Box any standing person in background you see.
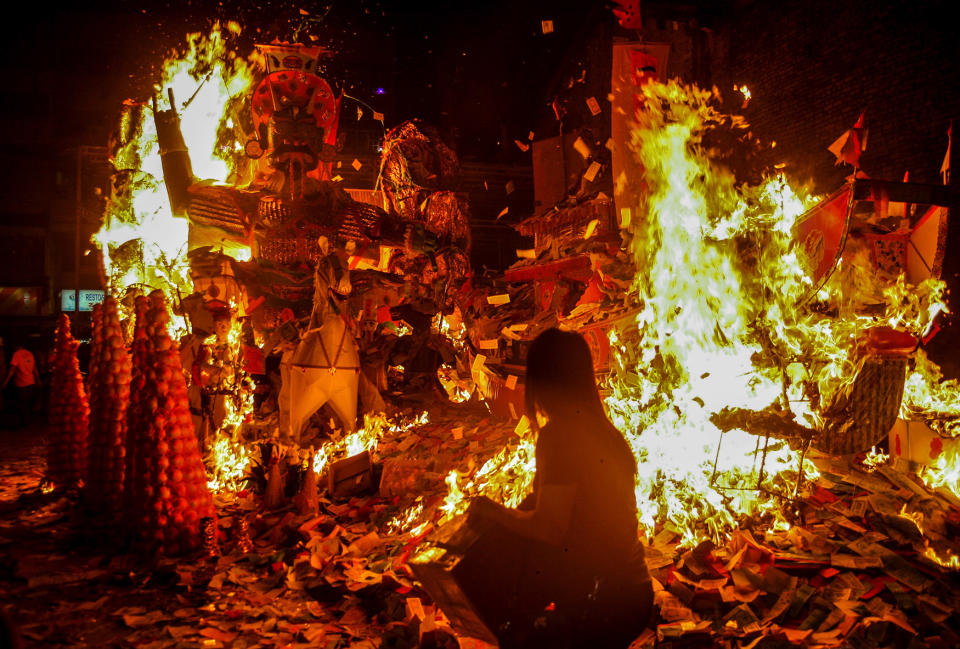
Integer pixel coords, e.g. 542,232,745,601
0,338,7,419
4,344,41,429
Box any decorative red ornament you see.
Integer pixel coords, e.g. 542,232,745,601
86,297,132,514
136,292,216,554
612,0,642,29
125,296,152,520
46,314,90,490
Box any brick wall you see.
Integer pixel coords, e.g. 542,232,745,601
713,0,956,192
709,0,959,377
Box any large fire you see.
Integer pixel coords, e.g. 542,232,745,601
92,24,960,554
96,22,253,312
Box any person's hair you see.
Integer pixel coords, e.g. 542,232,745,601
524,328,636,476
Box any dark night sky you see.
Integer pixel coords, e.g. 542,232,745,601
2,0,619,163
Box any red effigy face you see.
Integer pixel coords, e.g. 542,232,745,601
249,70,339,176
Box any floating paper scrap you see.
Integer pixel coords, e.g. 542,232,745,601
373,111,384,122
406,597,427,622
508,402,518,419
583,162,601,183
583,218,599,239
501,327,522,341
452,427,463,440
620,207,632,228
352,159,362,171
487,293,510,305
332,175,343,182
586,96,601,116
508,323,528,331
514,139,530,152
357,107,363,120
505,375,518,390
496,206,509,220
505,180,515,194
605,137,615,151
516,249,536,259
472,354,487,373
478,339,498,350
514,415,529,435
541,20,554,34
528,130,535,140
573,137,591,159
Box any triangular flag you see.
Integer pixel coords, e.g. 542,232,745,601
828,111,867,168
941,121,952,184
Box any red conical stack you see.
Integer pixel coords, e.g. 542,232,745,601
87,303,104,426
137,292,215,555
46,314,89,490
86,297,132,514
124,296,151,520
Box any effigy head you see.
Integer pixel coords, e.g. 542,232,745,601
247,45,339,178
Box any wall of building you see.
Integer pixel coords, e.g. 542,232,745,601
713,0,956,191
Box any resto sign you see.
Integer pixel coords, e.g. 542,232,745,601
60,290,105,312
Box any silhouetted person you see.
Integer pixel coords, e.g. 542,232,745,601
464,328,653,648
3,345,40,429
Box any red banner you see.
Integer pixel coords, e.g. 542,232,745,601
793,185,852,292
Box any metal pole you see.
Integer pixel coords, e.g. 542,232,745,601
75,147,82,320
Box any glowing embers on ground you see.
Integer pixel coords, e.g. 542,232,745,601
205,316,256,492
312,411,431,477
95,21,253,307
439,416,536,523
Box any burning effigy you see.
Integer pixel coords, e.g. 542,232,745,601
23,13,960,649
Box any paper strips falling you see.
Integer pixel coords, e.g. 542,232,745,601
586,96,601,116
573,137,591,159
352,159,362,171
505,375,518,390
514,139,530,152
486,293,511,305
583,218,599,239
478,339,499,350
584,161,601,183
501,327,522,341
496,206,509,220
514,414,529,435
516,248,536,259
541,20,554,34
373,111,384,122
471,354,487,373
505,180,515,195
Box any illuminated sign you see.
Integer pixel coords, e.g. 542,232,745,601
60,290,105,312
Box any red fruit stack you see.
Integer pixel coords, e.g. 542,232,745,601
138,293,216,555
46,314,90,490
124,296,151,520
86,297,132,514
